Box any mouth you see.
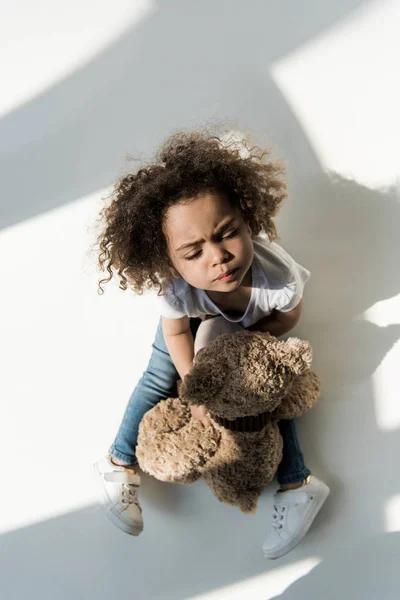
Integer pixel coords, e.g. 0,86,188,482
215,268,238,282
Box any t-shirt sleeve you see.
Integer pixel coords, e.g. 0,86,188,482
158,291,187,319
263,242,310,313
271,261,310,312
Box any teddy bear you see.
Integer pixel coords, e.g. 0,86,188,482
136,318,321,514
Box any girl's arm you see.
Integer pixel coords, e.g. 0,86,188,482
162,316,211,427
247,299,303,337
162,315,194,381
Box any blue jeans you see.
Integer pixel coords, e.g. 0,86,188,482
109,317,311,485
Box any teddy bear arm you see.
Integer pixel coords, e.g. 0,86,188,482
271,369,321,421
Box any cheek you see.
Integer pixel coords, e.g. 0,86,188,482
238,235,253,256
180,260,203,279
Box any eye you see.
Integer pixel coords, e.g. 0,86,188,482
185,250,202,261
184,230,238,261
223,229,238,239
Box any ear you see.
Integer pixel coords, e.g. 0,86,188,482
180,356,227,404
166,256,181,279
280,338,313,375
168,266,181,279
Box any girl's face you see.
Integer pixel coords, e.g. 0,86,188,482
163,190,254,292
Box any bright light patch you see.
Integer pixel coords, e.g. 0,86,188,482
270,0,400,189
385,495,400,532
372,350,400,431
0,189,159,534
363,295,400,431
363,294,400,328
187,558,321,600
0,0,155,117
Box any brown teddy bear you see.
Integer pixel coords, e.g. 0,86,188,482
136,321,321,514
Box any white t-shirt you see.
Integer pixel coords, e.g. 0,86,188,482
158,234,310,328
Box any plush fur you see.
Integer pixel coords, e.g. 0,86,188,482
136,330,321,513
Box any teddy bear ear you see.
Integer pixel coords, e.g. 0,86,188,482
280,338,313,375
180,357,226,404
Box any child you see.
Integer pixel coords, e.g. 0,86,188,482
93,129,330,559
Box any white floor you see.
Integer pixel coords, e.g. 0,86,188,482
1,2,399,599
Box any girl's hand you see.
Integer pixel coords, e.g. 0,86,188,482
190,404,212,427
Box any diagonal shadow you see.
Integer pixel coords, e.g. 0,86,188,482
0,0,366,230
271,532,400,600
0,493,275,600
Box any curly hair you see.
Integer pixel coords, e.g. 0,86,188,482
95,127,287,295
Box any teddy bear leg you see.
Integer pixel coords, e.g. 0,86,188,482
202,468,261,514
202,425,283,514
137,397,221,484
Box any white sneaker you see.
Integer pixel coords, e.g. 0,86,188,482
262,475,330,559
93,455,143,536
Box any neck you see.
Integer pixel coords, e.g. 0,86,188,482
241,265,252,287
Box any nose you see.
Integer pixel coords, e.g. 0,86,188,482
210,242,230,266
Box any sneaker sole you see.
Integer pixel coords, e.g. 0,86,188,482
92,461,144,537
263,482,330,559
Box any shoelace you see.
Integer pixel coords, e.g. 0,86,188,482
271,488,314,530
271,503,287,530
121,483,139,506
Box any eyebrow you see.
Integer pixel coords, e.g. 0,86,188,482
175,218,238,252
